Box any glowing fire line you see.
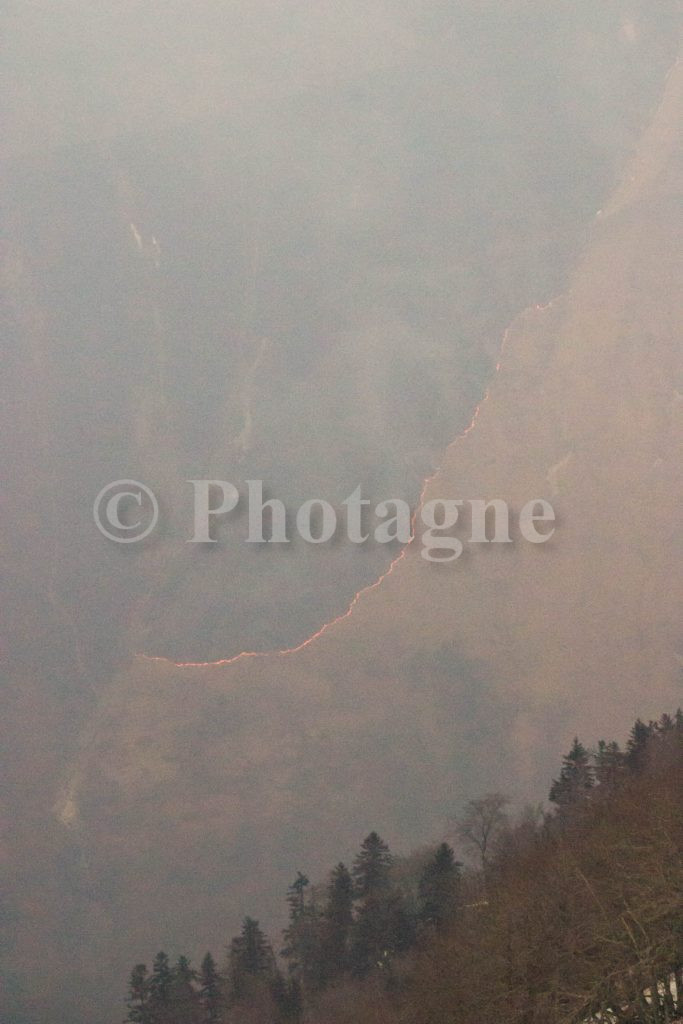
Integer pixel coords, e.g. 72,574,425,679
138,297,562,670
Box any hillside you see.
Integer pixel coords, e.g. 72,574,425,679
115,714,683,1024
36,47,683,1021
1,18,681,1024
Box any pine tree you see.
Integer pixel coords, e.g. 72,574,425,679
271,971,303,1023
166,957,200,1024
148,951,173,1022
229,917,274,999
625,719,653,772
352,832,392,897
418,843,461,928
322,862,354,978
198,952,223,1024
286,871,309,920
281,872,325,989
125,963,151,1024
549,738,594,807
173,955,196,987
594,739,625,789
350,890,415,977
349,833,415,976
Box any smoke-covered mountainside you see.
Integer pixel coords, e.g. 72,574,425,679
1,7,681,1023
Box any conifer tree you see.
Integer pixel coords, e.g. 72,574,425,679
350,833,415,975
352,832,392,897
173,955,196,987
198,952,222,1024
549,738,594,807
167,956,199,1024
281,871,325,989
625,718,653,771
229,917,274,998
286,871,309,920
594,739,625,789
418,843,461,927
350,890,415,976
271,971,303,1023
322,862,354,978
148,952,173,1021
125,964,151,1024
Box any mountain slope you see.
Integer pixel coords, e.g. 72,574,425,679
48,48,683,1021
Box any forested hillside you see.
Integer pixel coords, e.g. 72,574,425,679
121,712,683,1024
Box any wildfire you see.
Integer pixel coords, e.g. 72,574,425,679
138,295,563,670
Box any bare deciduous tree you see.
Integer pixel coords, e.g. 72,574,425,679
453,793,510,871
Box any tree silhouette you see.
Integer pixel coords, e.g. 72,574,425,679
418,843,461,927
455,793,510,870
125,963,151,1024
198,952,222,1024
352,832,392,897
549,738,594,807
